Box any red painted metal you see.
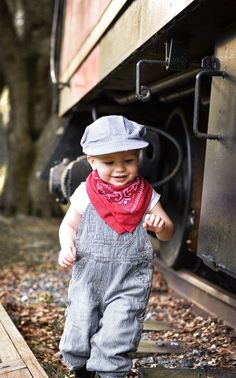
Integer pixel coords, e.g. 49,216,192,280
61,0,111,73
69,45,100,106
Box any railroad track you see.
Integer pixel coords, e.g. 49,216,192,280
156,258,236,330
130,259,236,377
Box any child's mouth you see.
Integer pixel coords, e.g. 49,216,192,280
113,175,127,180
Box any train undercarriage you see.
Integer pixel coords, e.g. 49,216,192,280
43,0,236,325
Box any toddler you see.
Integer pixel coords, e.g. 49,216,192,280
58,115,174,378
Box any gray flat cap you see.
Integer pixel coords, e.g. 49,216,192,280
81,115,149,155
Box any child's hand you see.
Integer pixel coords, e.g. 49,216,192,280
143,213,166,235
58,243,76,268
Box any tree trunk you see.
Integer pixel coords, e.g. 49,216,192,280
1,52,33,213
0,0,61,216
29,114,63,217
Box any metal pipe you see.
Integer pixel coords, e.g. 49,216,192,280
193,70,226,140
50,0,61,85
159,87,195,103
50,0,69,88
114,68,200,104
136,59,168,102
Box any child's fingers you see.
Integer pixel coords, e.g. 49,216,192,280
143,214,152,228
58,256,71,268
58,247,76,268
158,219,165,228
143,214,166,233
67,247,76,262
144,214,155,225
60,256,74,268
144,214,150,223
60,252,73,264
155,219,165,233
143,214,150,228
145,214,160,227
153,215,161,227
149,214,156,224
71,244,76,254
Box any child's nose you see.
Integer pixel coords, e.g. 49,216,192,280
115,164,125,172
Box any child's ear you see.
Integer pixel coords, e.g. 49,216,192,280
87,156,96,170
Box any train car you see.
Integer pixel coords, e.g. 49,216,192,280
45,0,236,325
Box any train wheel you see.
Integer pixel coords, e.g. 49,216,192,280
158,108,192,268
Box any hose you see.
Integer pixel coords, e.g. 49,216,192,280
145,126,183,187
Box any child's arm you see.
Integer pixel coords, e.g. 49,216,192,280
143,201,174,241
58,205,81,268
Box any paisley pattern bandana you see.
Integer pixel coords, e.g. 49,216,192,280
86,170,152,234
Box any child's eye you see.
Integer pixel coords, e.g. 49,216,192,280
104,161,113,165
125,159,133,163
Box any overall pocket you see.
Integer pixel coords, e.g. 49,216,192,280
132,261,153,303
71,257,87,280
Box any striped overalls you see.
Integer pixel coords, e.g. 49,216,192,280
60,203,153,378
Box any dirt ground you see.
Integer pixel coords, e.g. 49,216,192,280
0,215,69,377
0,215,235,378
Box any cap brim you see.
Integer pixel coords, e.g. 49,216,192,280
83,140,149,155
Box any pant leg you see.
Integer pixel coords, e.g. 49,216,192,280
60,259,100,371
87,261,152,378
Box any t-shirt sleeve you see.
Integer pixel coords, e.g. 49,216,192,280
146,189,161,213
69,182,90,214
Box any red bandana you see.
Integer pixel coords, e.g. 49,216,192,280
86,170,152,234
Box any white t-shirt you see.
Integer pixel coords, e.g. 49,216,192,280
70,182,160,215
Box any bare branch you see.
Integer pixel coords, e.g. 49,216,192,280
21,0,53,55
0,0,23,75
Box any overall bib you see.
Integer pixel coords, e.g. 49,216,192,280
60,203,153,378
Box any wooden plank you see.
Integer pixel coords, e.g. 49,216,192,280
1,368,32,378
137,340,183,355
140,367,207,377
0,322,21,363
0,360,26,375
143,320,171,332
0,304,48,377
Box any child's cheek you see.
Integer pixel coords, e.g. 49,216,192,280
104,166,111,175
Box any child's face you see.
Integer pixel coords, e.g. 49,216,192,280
87,150,140,186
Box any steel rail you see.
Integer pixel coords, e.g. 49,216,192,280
156,258,236,329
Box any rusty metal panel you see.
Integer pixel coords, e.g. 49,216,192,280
60,0,128,84
60,0,111,73
59,0,196,115
197,29,236,278
60,46,100,115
